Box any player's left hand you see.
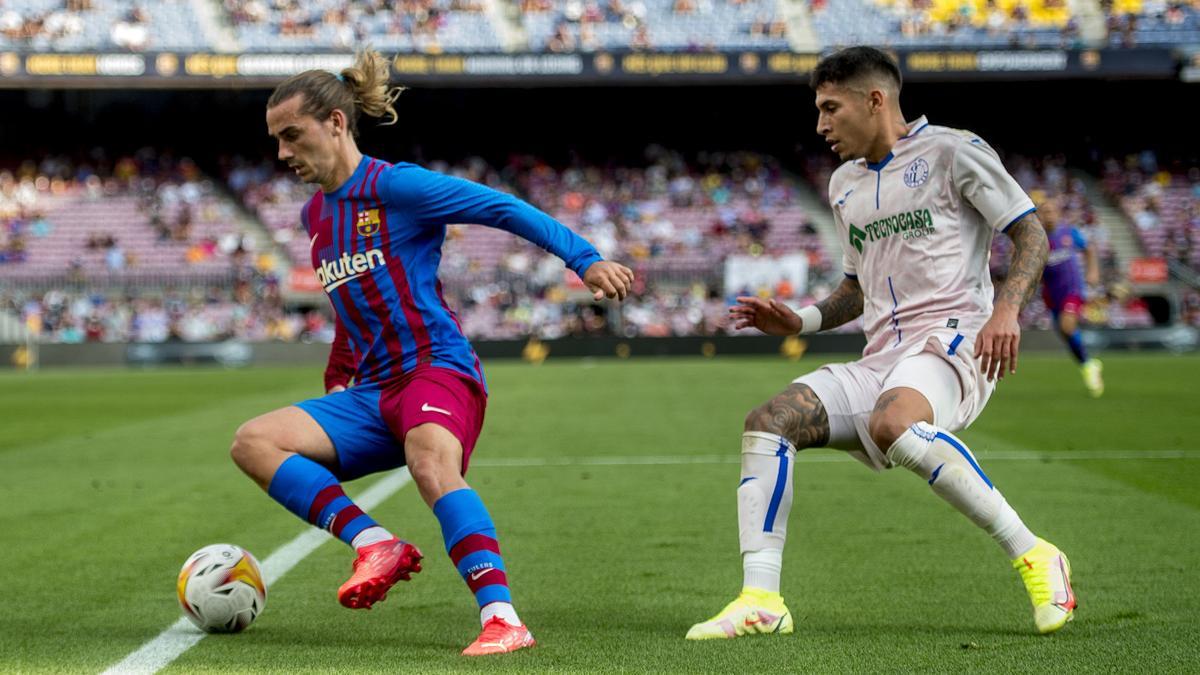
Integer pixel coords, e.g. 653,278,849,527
975,304,1021,381
583,261,635,301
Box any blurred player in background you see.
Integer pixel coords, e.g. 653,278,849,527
1039,199,1104,396
229,49,634,656
688,46,1076,640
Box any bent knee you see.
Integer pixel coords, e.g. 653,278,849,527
868,414,911,452
230,419,276,467
743,384,828,449
743,403,775,433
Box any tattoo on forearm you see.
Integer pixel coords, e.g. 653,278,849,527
999,214,1049,309
745,383,831,449
815,278,864,330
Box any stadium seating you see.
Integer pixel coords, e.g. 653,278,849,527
523,0,788,52
1103,153,1200,270
6,145,1185,344
0,156,257,281
1104,0,1200,47
811,0,1076,48
0,0,209,51
225,0,503,52
227,150,827,277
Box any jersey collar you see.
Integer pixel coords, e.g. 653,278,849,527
859,116,929,172
324,155,373,199
898,115,930,142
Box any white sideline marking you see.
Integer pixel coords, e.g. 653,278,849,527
100,469,413,675
470,448,1199,468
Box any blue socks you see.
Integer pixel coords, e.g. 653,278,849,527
1066,329,1088,364
267,455,379,547
433,488,512,609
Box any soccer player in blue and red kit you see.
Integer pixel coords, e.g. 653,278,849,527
1040,200,1104,396
229,50,634,655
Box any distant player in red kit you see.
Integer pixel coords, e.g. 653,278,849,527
229,50,633,655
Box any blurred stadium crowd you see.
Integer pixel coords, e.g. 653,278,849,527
4,142,1195,343
0,0,1196,53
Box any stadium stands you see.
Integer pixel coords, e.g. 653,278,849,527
810,0,1078,49
0,152,267,280
2,0,1196,53
523,0,789,52
0,0,209,51
1103,151,1200,270
5,143,1191,344
1103,0,1200,47
225,0,504,52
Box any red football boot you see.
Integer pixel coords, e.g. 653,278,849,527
462,616,536,656
337,538,423,609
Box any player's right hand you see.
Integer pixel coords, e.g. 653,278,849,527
730,297,803,336
327,385,347,394
583,260,635,301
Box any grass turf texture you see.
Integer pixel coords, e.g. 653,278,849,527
0,354,1197,673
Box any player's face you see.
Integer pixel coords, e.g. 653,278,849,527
266,94,337,185
814,82,873,162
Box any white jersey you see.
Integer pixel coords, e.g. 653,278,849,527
826,116,1035,429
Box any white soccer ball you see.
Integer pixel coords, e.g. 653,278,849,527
176,544,267,633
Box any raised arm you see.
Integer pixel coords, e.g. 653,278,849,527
384,163,632,300
730,276,863,335
976,212,1049,380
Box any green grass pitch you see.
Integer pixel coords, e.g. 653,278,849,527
1,353,1197,673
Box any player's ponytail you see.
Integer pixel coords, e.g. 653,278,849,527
339,49,403,127
266,48,404,138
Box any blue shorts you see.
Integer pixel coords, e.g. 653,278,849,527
295,383,404,482
294,367,488,482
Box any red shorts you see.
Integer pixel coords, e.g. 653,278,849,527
1042,289,1084,317
379,367,488,474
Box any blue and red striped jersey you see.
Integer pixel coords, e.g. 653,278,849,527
304,156,602,390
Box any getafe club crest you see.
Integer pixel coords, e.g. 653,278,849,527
356,208,381,237
904,158,930,188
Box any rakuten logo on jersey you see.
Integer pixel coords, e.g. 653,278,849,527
315,249,386,292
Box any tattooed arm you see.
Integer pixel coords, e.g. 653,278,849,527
814,276,864,330
730,276,863,335
976,212,1049,382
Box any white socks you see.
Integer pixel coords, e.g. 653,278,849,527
743,549,783,593
738,432,796,593
888,422,1037,558
350,526,394,551
481,601,521,626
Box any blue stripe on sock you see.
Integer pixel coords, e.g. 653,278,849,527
337,514,375,543
433,488,495,552
266,454,337,523
474,584,512,607
457,550,507,576
1067,330,1088,363
317,496,353,530
763,437,790,533
935,432,993,489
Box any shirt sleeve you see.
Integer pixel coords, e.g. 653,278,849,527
383,163,603,279
829,177,857,278
323,312,357,392
952,136,1036,232
1071,227,1089,250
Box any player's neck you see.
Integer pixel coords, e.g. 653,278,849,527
863,111,910,164
321,146,364,194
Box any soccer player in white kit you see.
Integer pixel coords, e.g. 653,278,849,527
687,47,1076,639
